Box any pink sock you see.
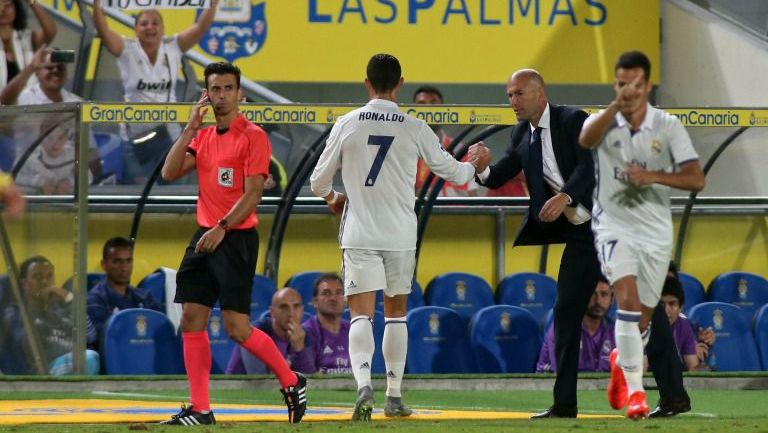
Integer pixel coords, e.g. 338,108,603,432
183,331,211,412
240,327,297,388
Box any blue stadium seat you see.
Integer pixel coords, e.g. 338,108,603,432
64,273,106,292
138,270,168,310
208,308,236,374
285,271,322,315
709,272,768,321
376,280,425,311
425,272,494,323
251,274,277,319
496,272,557,329
94,132,125,184
103,308,184,374
543,308,554,339
0,274,7,305
678,272,706,314
470,305,541,373
0,134,15,171
754,304,768,370
688,302,761,371
405,306,474,373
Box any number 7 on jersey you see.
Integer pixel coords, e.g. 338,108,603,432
365,135,394,186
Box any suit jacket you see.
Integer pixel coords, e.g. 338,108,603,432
481,104,594,246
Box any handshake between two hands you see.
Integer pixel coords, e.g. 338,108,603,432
467,142,491,173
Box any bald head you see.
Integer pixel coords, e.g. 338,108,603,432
271,287,305,334
273,287,301,305
506,68,548,124
509,69,545,90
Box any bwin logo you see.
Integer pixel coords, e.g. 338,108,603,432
200,0,268,62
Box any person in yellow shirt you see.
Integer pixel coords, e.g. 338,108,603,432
0,172,26,219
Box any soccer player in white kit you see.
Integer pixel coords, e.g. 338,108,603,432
579,51,705,419
310,53,486,421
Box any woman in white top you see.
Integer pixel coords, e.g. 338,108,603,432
92,0,218,182
0,0,57,90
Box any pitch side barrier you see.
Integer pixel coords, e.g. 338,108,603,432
81,103,768,127
78,103,768,281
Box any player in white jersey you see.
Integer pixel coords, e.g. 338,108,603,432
579,51,705,419
310,53,486,421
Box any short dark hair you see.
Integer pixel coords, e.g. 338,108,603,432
662,275,685,306
102,237,134,259
11,0,27,31
313,272,343,297
19,256,52,280
413,85,443,103
615,50,651,81
366,53,401,93
204,62,241,89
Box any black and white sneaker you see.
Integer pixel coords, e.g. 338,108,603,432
280,372,308,423
160,404,216,425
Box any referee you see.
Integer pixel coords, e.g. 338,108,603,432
160,62,307,425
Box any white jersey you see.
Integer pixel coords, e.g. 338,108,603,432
590,104,699,248
117,36,183,103
117,36,184,139
310,99,475,251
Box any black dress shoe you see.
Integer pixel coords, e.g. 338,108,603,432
648,395,691,418
530,405,578,419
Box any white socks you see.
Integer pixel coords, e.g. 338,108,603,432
615,310,644,396
349,315,374,390
383,316,408,398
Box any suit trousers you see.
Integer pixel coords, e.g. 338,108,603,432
552,239,603,408
647,303,688,400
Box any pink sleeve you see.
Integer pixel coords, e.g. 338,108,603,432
245,127,271,178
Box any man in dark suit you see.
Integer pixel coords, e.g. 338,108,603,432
469,69,690,418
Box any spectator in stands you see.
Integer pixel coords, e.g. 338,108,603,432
1,47,102,185
302,273,351,374
412,85,479,197
537,278,615,373
1,46,76,105
659,272,713,371
225,287,315,374
0,0,57,91
14,123,79,194
2,255,100,375
0,169,25,218
87,237,162,341
92,0,219,183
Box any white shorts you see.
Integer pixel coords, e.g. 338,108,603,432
342,248,415,297
594,234,671,308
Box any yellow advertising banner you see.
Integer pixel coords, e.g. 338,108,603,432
81,103,768,127
47,0,659,85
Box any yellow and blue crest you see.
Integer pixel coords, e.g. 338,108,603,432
199,0,268,62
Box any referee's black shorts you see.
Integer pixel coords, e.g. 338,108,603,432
175,227,258,314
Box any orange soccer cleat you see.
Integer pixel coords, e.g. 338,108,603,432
626,391,649,420
608,348,629,410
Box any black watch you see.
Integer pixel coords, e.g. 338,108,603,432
217,218,229,231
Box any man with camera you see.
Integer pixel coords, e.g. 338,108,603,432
1,46,101,189
0,45,78,105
